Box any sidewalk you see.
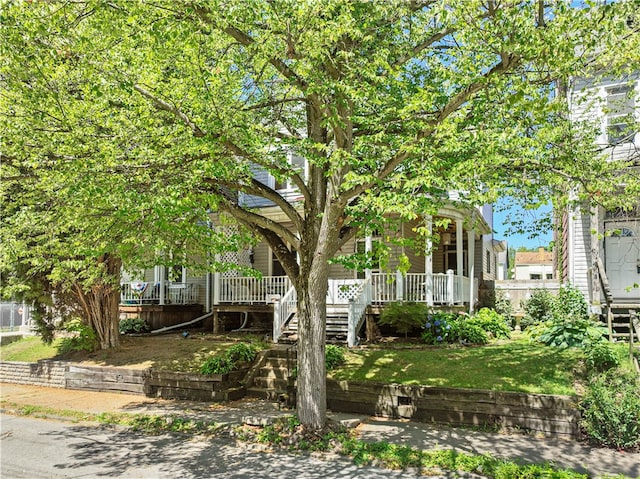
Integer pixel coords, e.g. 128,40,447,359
1,382,638,478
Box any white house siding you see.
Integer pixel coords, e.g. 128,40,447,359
567,207,593,302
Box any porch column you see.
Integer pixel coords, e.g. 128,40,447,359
365,235,372,281
456,219,464,303
155,265,166,305
213,254,221,306
467,229,476,314
424,216,434,306
205,273,211,312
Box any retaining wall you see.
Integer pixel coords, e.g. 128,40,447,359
0,361,68,388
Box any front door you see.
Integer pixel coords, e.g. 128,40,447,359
604,222,640,300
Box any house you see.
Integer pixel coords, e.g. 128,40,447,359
561,72,639,337
514,248,554,281
120,163,504,346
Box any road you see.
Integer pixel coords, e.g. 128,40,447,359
0,414,468,479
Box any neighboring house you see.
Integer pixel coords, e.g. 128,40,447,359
561,72,639,336
120,162,503,346
494,240,509,281
514,248,554,281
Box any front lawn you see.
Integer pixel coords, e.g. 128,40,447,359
1,334,586,395
329,339,583,396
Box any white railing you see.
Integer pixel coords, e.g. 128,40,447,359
370,272,474,305
347,277,372,347
120,282,198,305
218,275,292,304
273,285,297,343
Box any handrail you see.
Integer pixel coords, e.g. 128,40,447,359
630,310,640,374
273,284,296,343
347,277,371,347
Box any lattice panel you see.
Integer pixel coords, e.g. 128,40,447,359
220,249,252,277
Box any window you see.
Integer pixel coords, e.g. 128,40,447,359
530,273,542,280
275,153,306,191
486,251,491,274
606,85,635,144
546,274,553,280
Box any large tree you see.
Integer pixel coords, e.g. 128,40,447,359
2,1,638,427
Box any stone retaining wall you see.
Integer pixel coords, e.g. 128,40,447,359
0,360,68,388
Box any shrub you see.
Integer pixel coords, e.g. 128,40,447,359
553,284,588,321
379,302,428,337
585,341,620,373
580,369,640,450
421,312,457,345
57,319,98,353
325,345,345,370
522,288,555,329
536,318,607,349
200,356,236,375
454,321,489,345
119,317,150,335
493,289,513,325
226,342,258,363
468,308,511,339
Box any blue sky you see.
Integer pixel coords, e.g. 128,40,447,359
492,199,554,250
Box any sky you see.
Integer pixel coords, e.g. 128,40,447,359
492,199,554,250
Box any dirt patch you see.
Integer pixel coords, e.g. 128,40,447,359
61,332,266,371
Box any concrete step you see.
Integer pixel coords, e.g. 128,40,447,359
258,367,291,379
253,376,289,390
246,387,285,401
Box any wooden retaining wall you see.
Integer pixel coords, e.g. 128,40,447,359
325,380,580,438
146,369,247,401
65,365,149,395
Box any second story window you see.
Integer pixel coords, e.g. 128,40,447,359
606,84,636,144
274,153,306,191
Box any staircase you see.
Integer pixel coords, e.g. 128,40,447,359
604,304,640,342
246,346,296,401
280,306,349,343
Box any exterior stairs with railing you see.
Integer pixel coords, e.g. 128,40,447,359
245,347,296,401
280,306,350,343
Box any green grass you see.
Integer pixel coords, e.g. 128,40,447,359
0,336,62,362
330,339,583,395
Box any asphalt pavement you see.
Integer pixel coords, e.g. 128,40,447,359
1,383,638,478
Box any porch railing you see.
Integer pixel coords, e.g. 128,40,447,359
371,272,473,305
120,282,198,305
273,285,297,343
347,277,371,347
218,275,292,304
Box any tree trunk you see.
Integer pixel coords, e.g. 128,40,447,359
295,258,329,429
74,254,122,350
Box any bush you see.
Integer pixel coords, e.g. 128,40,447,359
585,341,620,373
421,312,457,344
536,318,607,349
580,369,640,450
57,319,98,354
493,289,513,325
379,302,428,337
553,284,588,321
119,317,150,335
468,308,511,339
200,356,236,375
453,321,489,345
522,288,555,329
325,345,345,370
226,342,258,363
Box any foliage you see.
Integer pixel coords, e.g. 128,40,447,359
199,356,236,375
522,289,555,329
535,318,607,349
553,284,589,322
453,322,490,345
468,308,511,339
421,312,457,345
325,345,346,371
3,0,639,428
584,341,621,373
580,369,640,450
379,302,428,337
119,317,151,335
226,342,258,363
57,319,98,354
493,290,514,324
